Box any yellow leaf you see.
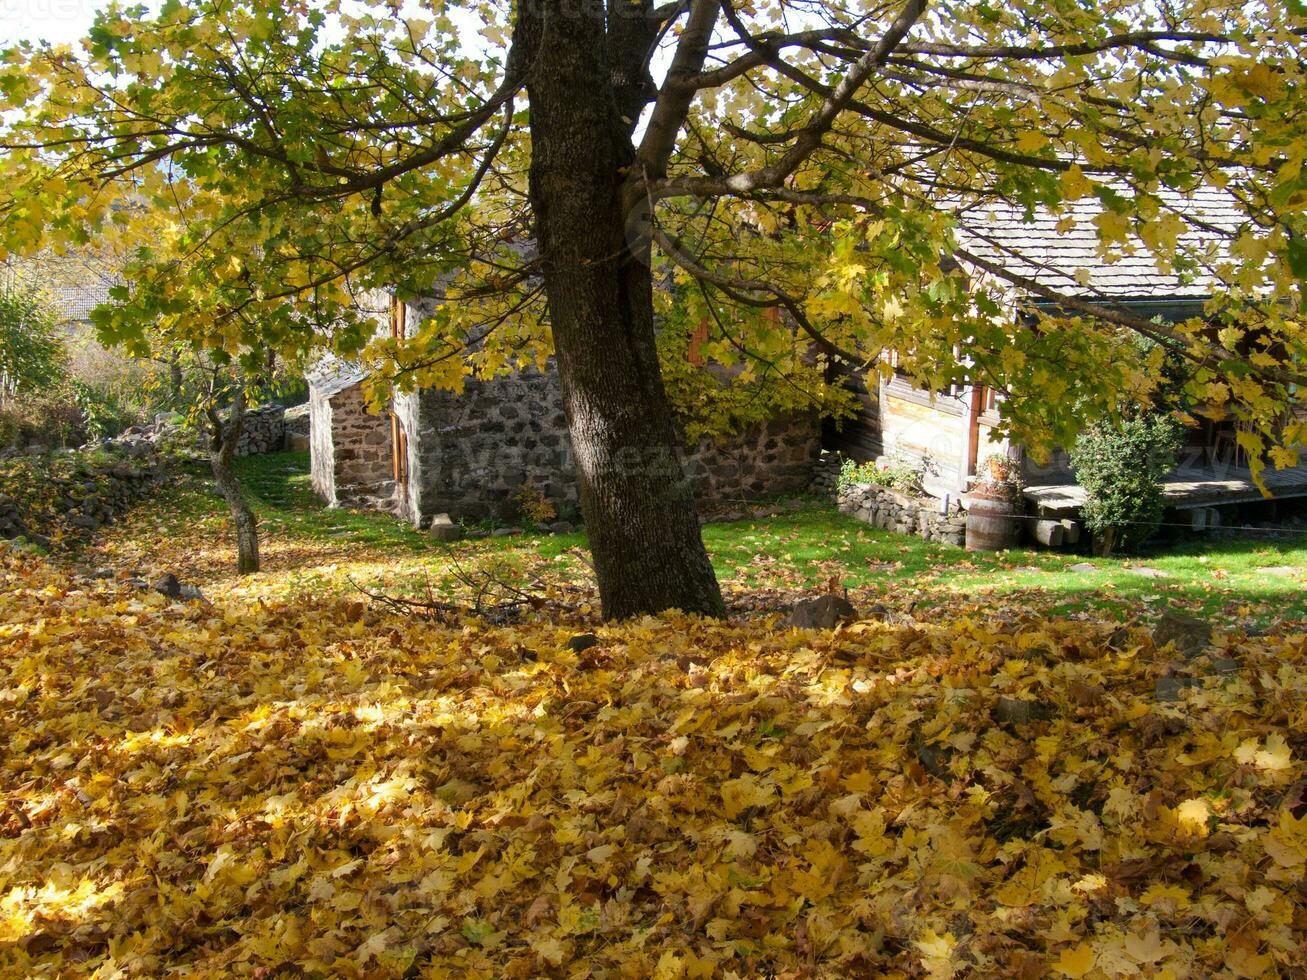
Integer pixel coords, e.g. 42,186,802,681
1016,131,1049,153
720,773,774,819
1054,943,1095,977
1175,798,1212,836
532,935,566,966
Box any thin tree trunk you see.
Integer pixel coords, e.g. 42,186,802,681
168,356,184,410
1093,526,1117,558
208,387,260,574
524,1,724,619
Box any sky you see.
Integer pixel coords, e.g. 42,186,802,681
2,0,108,45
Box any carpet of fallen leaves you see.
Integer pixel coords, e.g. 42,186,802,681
3,546,1307,978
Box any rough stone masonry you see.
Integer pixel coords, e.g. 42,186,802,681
314,361,822,526
837,481,967,547
393,365,822,525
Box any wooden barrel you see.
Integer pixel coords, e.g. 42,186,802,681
965,494,1022,551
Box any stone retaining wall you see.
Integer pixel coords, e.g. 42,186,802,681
837,481,967,546
107,404,291,458
0,454,167,548
233,405,286,456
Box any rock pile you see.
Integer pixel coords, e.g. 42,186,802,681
98,416,177,457
0,494,40,546
837,481,967,546
0,455,166,545
46,460,165,535
808,452,842,495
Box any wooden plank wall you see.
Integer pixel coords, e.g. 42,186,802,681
823,363,883,462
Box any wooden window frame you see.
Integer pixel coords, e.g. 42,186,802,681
882,351,967,415
388,296,410,494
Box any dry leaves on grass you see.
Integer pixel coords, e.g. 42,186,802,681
2,547,1307,977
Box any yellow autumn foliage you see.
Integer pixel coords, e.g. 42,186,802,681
1,547,1305,976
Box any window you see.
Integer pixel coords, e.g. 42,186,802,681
883,350,967,410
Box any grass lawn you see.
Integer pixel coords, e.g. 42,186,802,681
84,450,1307,628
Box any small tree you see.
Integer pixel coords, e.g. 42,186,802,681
168,352,295,577
0,280,66,399
1069,414,1185,556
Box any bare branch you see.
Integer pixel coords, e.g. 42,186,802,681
637,0,721,179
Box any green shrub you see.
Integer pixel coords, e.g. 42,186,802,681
1069,413,1185,555
0,281,67,397
69,378,149,441
837,452,924,495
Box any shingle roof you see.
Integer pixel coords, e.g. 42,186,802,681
955,184,1246,300
5,252,121,324
306,354,370,399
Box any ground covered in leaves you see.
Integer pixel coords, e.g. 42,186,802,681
3,546,1307,977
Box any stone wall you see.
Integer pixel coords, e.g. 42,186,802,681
233,405,286,457
311,384,396,510
0,453,166,548
686,417,820,509
404,367,575,522
400,364,820,524
283,404,311,451
837,481,967,547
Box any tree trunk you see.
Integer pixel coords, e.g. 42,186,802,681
208,387,260,575
523,1,724,619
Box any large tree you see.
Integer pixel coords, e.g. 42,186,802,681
2,0,1305,617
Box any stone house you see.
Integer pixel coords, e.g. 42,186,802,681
308,295,820,527
827,186,1251,498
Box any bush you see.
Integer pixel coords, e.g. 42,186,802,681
511,481,557,526
0,281,67,397
0,394,86,449
1069,413,1184,555
836,452,924,495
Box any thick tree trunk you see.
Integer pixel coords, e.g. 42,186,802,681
208,388,260,575
524,1,724,619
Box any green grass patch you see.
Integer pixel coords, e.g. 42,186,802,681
104,451,1307,627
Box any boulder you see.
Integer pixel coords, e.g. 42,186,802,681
787,594,857,630
428,514,464,542
152,573,183,599
1152,609,1213,659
